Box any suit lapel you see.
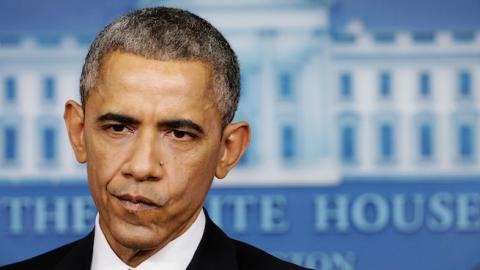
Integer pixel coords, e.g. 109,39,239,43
54,230,94,270
187,213,239,270
48,214,237,270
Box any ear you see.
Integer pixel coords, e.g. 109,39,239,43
64,100,87,163
215,121,250,179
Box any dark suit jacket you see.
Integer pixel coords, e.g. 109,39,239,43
1,214,310,270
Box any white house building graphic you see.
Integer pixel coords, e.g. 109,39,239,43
2,1,480,270
0,0,479,184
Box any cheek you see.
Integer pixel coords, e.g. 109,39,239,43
163,142,219,201
85,133,128,200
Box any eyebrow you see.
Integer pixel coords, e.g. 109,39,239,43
96,113,140,125
96,113,204,134
158,119,204,134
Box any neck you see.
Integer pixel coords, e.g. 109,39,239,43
98,210,201,267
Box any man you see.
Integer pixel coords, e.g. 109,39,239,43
1,7,309,270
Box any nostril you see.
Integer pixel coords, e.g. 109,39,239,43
147,176,158,181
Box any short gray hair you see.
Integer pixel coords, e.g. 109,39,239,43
79,7,240,127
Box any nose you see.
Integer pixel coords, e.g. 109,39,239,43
121,130,163,181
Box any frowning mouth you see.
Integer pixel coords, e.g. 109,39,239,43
115,194,159,212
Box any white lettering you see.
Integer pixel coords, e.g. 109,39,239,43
392,194,424,233
351,193,389,233
260,195,289,233
33,197,68,234
427,192,453,231
314,195,349,232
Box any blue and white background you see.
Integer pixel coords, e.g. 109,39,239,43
1,0,480,269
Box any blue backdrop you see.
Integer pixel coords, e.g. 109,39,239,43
1,1,480,269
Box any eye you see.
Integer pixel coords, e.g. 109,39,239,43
102,124,133,135
172,130,187,139
169,129,196,141
111,124,126,132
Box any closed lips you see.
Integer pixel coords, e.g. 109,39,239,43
116,194,159,210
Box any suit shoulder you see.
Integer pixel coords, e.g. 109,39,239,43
232,239,311,270
0,234,92,270
0,240,77,270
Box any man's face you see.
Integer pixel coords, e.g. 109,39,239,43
73,51,226,252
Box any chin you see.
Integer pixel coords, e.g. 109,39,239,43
112,222,165,250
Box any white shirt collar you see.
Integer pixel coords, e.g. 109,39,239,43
91,209,206,270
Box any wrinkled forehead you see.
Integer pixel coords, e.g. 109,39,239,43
85,51,222,127
89,50,219,103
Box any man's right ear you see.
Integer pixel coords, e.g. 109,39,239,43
64,100,87,163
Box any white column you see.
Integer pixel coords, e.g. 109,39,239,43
258,32,280,169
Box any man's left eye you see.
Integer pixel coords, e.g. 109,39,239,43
170,130,197,140
111,124,126,132
172,130,187,139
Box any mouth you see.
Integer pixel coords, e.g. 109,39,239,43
115,194,159,212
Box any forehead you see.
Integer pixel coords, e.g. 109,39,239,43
88,51,221,123
100,51,212,92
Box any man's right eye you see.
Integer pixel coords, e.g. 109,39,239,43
102,124,131,134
